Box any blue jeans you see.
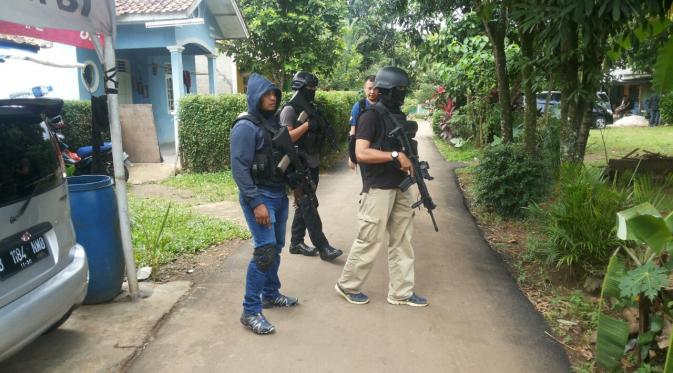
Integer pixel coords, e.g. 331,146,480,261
240,193,289,315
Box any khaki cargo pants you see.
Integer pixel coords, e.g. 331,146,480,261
337,187,415,301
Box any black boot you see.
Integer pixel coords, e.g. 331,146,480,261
289,242,318,256
317,245,343,261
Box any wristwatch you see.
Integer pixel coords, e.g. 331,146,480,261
391,150,399,163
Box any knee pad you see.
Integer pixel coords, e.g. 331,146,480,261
253,244,276,272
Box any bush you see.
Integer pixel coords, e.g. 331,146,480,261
529,164,627,272
178,91,357,172
473,143,551,217
448,110,474,140
179,94,247,172
660,91,673,125
431,110,444,136
60,100,106,150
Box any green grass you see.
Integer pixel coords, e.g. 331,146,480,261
585,125,673,167
129,195,250,266
161,171,239,202
433,137,481,163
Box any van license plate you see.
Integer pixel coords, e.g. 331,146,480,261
0,235,50,280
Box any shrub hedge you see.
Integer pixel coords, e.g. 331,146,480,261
473,143,551,217
178,91,358,172
61,100,104,150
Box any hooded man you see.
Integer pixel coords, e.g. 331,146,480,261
231,73,298,335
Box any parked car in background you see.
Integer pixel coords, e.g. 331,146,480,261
0,98,88,361
535,91,613,128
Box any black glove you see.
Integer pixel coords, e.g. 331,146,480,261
348,134,357,164
253,244,276,272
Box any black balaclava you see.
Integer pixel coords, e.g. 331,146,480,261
299,86,316,102
379,87,406,113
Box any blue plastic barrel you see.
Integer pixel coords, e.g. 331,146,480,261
67,175,124,304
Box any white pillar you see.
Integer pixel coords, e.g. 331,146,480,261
102,36,139,299
230,59,238,94
167,45,184,164
207,54,217,95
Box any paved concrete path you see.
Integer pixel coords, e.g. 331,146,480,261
127,122,570,373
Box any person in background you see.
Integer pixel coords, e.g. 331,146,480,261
348,75,378,171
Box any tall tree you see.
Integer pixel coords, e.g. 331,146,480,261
220,0,345,88
477,1,514,143
386,0,516,142
523,0,673,162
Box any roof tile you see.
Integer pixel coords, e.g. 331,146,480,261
116,0,197,16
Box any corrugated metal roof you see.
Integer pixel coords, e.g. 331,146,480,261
115,0,198,16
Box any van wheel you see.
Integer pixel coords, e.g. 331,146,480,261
43,308,74,334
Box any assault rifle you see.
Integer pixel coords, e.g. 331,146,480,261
272,126,319,207
386,112,439,232
286,90,338,151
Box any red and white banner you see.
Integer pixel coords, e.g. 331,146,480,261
0,20,102,50
0,0,115,40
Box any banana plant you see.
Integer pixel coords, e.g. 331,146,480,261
596,203,673,371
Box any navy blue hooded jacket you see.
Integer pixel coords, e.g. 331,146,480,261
231,73,285,209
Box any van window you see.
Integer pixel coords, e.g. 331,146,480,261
0,118,64,208
536,92,561,102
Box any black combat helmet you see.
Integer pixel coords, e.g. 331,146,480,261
375,67,409,110
291,71,319,91
374,67,409,90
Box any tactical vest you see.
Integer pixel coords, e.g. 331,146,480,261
233,113,286,186
365,104,403,152
287,103,323,155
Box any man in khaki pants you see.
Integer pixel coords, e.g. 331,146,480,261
335,66,428,307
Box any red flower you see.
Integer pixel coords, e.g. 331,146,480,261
436,86,446,94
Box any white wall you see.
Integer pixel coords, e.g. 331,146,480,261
194,54,237,95
0,43,80,100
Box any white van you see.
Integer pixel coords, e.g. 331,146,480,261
0,98,88,361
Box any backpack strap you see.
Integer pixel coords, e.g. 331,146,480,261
358,98,367,116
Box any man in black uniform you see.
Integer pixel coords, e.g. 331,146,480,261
335,66,428,307
279,71,342,261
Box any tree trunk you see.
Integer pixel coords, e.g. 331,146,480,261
519,28,536,153
482,7,513,143
558,28,579,162
574,36,606,162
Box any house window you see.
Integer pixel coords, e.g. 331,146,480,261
81,60,100,93
166,68,174,113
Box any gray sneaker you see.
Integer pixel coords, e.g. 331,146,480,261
240,312,275,334
262,294,299,308
334,283,369,305
387,293,429,307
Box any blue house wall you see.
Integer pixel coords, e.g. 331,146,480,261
75,6,213,145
